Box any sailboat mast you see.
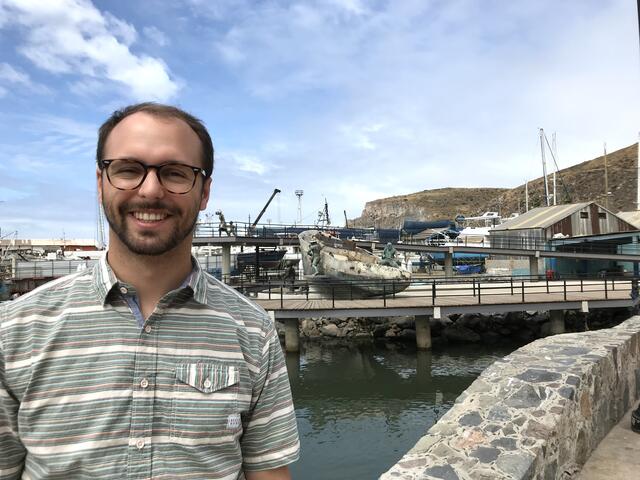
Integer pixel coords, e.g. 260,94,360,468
539,128,550,206
604,142,609,209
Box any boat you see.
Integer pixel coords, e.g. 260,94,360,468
235,249,287,273
298,230,411,298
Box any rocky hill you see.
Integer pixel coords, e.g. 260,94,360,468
351,142,639,228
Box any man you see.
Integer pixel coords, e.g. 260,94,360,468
0,103,299,479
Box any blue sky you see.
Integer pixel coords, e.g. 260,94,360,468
0,0,638,240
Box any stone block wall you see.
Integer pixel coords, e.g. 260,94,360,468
380,316,640,479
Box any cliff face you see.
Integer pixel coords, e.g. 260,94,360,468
351,143,639,229
351,188,508,228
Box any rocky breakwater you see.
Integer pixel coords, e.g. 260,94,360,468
279,309,631,345
379,316,640,479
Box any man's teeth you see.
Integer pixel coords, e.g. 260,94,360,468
133,212,167,221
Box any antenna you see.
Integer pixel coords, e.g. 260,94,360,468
295,190,303,224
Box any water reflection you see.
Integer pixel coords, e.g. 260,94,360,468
286,342,516,480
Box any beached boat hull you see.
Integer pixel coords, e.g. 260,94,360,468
298,230,411,298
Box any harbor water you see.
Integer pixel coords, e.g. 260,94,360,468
286,341,520,479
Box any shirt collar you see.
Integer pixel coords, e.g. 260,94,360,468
92,253,208,305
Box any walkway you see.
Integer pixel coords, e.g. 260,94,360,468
254,279,635,318
578,406,640,479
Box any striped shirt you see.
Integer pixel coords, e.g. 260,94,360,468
0,256,299,479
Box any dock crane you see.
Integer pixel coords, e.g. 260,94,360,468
249,188,281,232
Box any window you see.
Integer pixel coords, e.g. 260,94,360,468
598,212,606,219
580,212,588,219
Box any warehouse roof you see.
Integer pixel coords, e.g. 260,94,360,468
491,202,593,231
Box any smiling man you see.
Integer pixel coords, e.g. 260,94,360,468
0,103,299,479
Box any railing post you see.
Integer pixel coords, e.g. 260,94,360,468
472,279,476,297
280,285,284,308
604,279,608,299
268,277,271,300
350,282,353,301
332,286,335,308
546,277,549,294
306,281,309,300
478,281,481,304
383,285,386,307
563,280,567,301
521,281,525,302
510,277,513,295
392,281,396,299
432,281,436,304
612,278,615,291
580,279,583,293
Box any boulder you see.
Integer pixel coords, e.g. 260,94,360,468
443,325,482,343
321,324,340,337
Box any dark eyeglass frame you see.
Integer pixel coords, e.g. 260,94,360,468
99,158,207,194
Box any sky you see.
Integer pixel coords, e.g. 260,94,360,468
0,0,639,240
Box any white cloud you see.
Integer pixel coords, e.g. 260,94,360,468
143,25,169,46
228,153,268,175
1,0,179,101
0,85,6,97
0,62,30,85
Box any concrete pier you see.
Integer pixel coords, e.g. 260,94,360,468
221,244,231,283
529,254,539,279
549,309,566,334
283,318,300,352
415,315,432,350
444,252,453,278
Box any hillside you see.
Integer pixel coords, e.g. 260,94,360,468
351,143,639,228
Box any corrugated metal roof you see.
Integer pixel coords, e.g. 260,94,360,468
491,202,592,230
617,211,640,229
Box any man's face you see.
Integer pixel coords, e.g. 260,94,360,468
97,112,211,256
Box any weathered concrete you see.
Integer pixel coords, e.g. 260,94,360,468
380,316,640,480
549,309,566,334
577,407,640,479
444,252,453,278
221,244,231,282
529,255,539,279
415,315,432,350
283,318,299,352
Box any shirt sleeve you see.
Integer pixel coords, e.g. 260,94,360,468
241,319,300,471
0,308,26,480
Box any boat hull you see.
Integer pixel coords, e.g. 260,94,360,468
299,230,411,298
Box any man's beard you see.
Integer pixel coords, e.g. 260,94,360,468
102,200,198,256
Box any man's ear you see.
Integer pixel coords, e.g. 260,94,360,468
96,167,103,203
200,176,212,211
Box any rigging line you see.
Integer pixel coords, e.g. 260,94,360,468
543,132,573,203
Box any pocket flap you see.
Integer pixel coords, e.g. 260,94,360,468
175,363,239,393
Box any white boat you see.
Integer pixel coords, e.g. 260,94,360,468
298,230,411,298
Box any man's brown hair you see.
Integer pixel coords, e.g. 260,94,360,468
96,102,214,177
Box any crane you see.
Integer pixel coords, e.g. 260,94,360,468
251,188,281,230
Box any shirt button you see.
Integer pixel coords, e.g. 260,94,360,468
144,325,152,334
119,286,128,294
140,378,149,389
203,379,212,388
136,439,145,449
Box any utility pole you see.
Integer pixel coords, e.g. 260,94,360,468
295,190,304,224
525,181,529,211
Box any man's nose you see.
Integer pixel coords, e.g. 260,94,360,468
137,168,165,198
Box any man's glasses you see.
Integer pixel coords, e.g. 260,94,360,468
99,158,207,194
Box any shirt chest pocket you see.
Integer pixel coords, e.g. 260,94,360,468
171,363,242,442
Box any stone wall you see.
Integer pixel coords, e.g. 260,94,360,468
380,316,640,479
277,309,632,347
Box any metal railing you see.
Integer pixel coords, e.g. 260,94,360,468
230,274,639,308
193,221,640,257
